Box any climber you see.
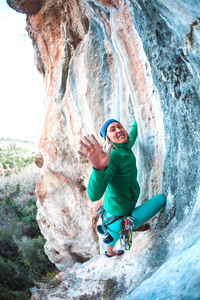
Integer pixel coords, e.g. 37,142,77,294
77,119,166,258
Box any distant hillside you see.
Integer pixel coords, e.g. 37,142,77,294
0,137,35,143
0,138,38,177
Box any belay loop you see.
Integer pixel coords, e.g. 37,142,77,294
120,217,134,251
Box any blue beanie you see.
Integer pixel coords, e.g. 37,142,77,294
100,119,120,140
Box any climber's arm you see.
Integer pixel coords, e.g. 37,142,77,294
87,151,117,201
129,120,138,146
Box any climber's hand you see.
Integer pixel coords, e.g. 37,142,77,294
78,134,112,171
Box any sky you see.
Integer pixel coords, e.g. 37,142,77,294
0,1,45,142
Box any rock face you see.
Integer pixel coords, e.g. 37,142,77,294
8,0,200,298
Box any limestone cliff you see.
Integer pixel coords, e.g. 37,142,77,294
7,0,200,299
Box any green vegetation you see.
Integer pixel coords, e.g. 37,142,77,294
0,139,36,176
0,140,57,299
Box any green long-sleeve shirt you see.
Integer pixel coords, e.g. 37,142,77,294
87,120,140,216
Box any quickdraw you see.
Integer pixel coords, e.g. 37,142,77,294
120,216,135,251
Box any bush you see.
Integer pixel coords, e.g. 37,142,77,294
15,236,55,280
0,140,35,176
0,284,30,300
0,228,18,259
3,185,40,237
0,140,57,297
0,256,30,291
21,200,40,237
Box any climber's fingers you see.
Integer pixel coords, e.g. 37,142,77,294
77,149,88,159
90,134,101,148
83,136,95,150
78,135,101,159
79,140,91,152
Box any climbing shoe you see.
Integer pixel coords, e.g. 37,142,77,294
133,223,150,231
105,250,124,258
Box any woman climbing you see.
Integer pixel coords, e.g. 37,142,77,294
78,119,165,258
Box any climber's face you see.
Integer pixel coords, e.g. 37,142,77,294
107,122,128,144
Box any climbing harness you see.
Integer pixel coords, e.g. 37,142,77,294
97,205,121,223
96,205,122,244
96,205,113,243
96,205,105,217
97,205,123,227
120,216,135,250
96,205,135,250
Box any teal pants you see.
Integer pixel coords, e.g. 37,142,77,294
103,194,166,246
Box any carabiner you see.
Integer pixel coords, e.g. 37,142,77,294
126,216,135,227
